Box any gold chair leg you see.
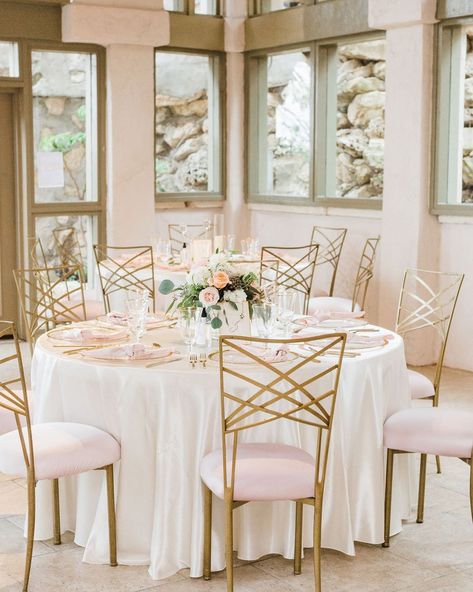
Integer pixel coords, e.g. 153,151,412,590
224,493,234,592
383,449,394,548
313,500,322,592
435,455,441,474
470,456,473,520
52,479,61,545
417,454,427,524
203,485,212,581
105,465,117,567
294,501,303,575
23,473,36,592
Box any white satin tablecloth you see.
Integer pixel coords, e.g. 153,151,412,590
31,327,413,581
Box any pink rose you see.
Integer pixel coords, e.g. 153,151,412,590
210,271,230,289
199,287,220,307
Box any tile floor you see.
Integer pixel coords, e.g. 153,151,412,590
0,346,472,592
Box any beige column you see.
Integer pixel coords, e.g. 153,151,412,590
369,0,440,362
223,0,250,241
62,0,169,245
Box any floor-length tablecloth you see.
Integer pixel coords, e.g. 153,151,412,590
31,328,413,580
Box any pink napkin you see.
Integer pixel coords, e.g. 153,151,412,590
53,327,128,343
245,345,289,363
346,333,393,347
83,344,176,361
297,311,365,326
155,262,189,271
104,311,166,327
111,255,151,269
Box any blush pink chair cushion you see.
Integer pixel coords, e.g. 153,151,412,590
312,288,329,298
384,408,473,459
407,369,435,400
0,422,120,480
200,443,316,501
55,297,105,323
308,296,361,315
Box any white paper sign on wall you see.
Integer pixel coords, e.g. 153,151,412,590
37,151,65,188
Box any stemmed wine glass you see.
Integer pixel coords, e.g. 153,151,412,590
276,288,296,337
126,288,150,343
252,303,276,338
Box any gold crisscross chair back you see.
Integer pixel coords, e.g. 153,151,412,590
310,226,347,296
218,333,346,495
259,244,319,314
94,245,156,313
168,223,215,255
53,227,85,280
28,237,47,269
0,321,35,475
396,268,464,396
351,237,380,311
13,265,86,351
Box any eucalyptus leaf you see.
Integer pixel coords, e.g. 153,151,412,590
159,279,175,295
211,317,223,329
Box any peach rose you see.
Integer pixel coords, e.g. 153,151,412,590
211,271,230,290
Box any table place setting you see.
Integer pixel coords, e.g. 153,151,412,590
97,310,176,329
47,324,129,345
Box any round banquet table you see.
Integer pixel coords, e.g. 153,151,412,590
31,325,414,581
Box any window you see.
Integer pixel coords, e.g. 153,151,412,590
248,48,313,201
35,215,97,281
434,24,473,213
331,39,386,199
32,50,99,204
248,37,385,206
0,41,19,77
163,0,221,15
155,50,223,199
30,47,105,281
249,0,330,16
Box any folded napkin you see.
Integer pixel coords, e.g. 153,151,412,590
296,310,365,326
54,327,128,343
155,262,189,271
112,255,152,269
346,332,393,347
104,311,166,326
245,345,289,363
83,344,176,361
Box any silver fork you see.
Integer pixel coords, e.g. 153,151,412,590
189,353,198,368
199,353,207,368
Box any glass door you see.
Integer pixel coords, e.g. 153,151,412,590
28,45,106,286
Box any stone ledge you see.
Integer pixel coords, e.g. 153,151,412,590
155,200,224,210
368,0,438,30
247,202,382,219
62,3,170,46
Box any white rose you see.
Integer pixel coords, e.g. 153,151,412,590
187,266,211,286
209,252,230,270
224,289,247,304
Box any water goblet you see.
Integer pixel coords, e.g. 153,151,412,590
252,303,276,338
227,234,236,252
126,289,149,343
276,289,296,337
177,307,198,345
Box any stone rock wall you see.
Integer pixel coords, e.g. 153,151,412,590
462,35,473,203
336,40,386,198
267,57,311,196
155,90,209,193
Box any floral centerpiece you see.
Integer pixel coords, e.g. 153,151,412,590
159,252,262,330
